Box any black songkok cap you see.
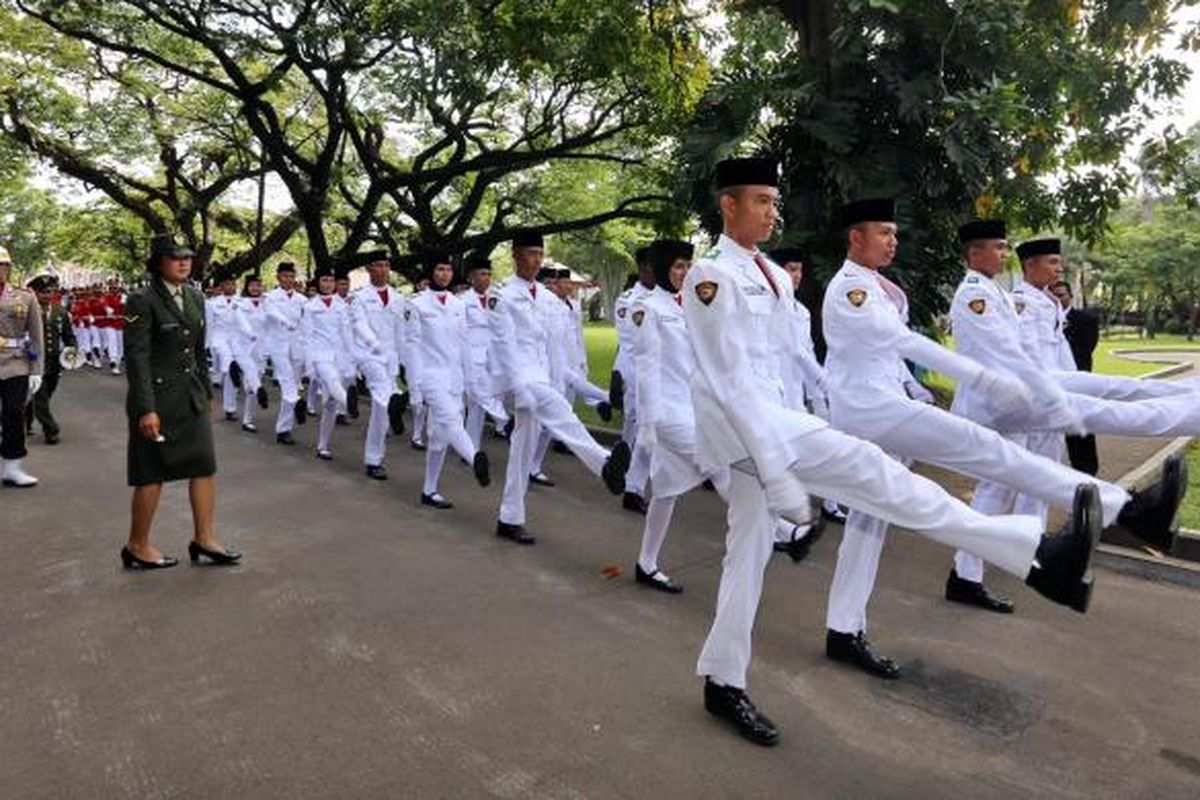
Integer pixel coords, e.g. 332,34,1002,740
276,261,297,274
465,253,492,273
535,267,556,282
1015,238,1060,260
313,265,336,279
957,220,1007,244
511,229,544,249
360,249,389,264
635,245,653,265
715,157,779,190
649,239,694,292
556,268,573,280
768,247,806,266
838,198,895,229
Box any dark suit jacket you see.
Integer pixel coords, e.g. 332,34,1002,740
1064,307,1100,371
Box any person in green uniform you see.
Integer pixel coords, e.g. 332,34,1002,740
25,275,75,444
121,238,241,570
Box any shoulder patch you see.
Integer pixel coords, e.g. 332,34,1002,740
487,296,498,310
968,298,986,315
965,275,980,284
123,314,141,324
695,281,718,306
1013,301,1026,314
846,288,867,307
704,246,720,259
632,310,644,327
404,309,412,320
617,307,627,319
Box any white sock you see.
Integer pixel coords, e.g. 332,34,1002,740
424,448,447,495
638,496,676,574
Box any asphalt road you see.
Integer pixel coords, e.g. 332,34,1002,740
2,370,1199,799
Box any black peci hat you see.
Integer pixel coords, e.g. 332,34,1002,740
715,157,779,190
465,252,492,273
1015,238,1060,260
838,198,895,229
957,219,1007,244
511,229,544,249
769,247,806,266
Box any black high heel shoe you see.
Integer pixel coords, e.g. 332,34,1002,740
120,547,179,570
188,541,243,566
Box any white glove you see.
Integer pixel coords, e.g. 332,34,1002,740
969,369,1032,415
637,425,657,448
904,379,935,405
28,375,43,396
809,392,831,421
1045,398,1088,436
370,342,385,358
409,390,424,409
513,385,536,410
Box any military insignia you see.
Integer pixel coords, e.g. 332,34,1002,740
846,289,867,307
487,296,498,310
968,299,986,315
965,275,980,284
695,281,718,306
123,314,141,324
704,246,720,259
617,307,627,319
404,309,412,321
1013,301,1026,314
632,310,644,327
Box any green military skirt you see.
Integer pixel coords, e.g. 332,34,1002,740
127,410,216,486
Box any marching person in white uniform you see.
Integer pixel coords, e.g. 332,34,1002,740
613,253,655,514
349,250,410,480
262,262,309,445
462,254,510,449
232,275,270,433
205,276,241,421
685,158,1101,747
302,267,354,460
489,230,631,545
405,251,491,507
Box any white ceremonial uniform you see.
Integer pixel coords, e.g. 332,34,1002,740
529,284,574,476
489,275,613,527
686,236,1046,690
463,287,509,448
205,294,241,414
100,292,125,367
820,260,1130,635
232,295,266,426
406,286,478,496
302,293,353,453
262,286,307,434
615,283,653,495
350,284,407,468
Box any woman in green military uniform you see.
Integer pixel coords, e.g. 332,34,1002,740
121,238,241,569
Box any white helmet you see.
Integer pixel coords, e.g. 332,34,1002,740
0,245,11,263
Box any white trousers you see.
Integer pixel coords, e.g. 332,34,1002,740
466,392,509,449
1057,370,1194,401
697,424,1044,690
313,361,348,451
498,382,610,526
104,327,123,364
268,350,301,434
1072,391,1200,438
422,389,477,495
359,358,398,467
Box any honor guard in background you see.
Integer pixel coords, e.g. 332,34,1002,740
526,267,565,486
462,253,510,449
613,248,655,514
489,229,630,545
684,158,1101,747
99,280,125,374
405,251,490,507
553,267,613,418
121,238,240,569
205,276,241,421
263,262,308,445
349,249,410,480
1050,280,1100,475
25,275,74,444
0,246,44,487
232,274,270,433
302,266,354,460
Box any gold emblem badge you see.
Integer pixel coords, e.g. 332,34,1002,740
846,289,867,307
695,281,718,306
968,299,986,315
632,310,644,327
1014,301,1025,314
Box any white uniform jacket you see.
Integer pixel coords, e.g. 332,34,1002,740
234,296,265,358
406,288,471,397
205,295,240,348
463,288,497,399
302,294,354,368
613,283,651,379
780,296,827,411
262,287,306,357
1010,279,1077,372
350,284,406,375
487,276,553,395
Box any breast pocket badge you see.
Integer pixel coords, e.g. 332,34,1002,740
695,281,718,306
968,299,986,315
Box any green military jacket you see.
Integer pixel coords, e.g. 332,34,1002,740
40,302,76,375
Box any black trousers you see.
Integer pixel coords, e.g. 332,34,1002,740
0,375,30,459
1065,433,1099,476
26,371,61,437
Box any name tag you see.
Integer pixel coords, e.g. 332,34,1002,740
739,283,769,297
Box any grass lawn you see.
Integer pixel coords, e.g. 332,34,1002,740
576,323,619,428
1180,443,1200,531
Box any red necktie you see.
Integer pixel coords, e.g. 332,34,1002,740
674,294,683,307
378,289,389,307
752,253,780,298
529,284,537,298
874,273,907,314
437,293,447,306
479,295,487,309
322,297,332,308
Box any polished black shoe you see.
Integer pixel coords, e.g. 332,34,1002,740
411,438,427,452
187,541,242,566
388,392,409,436
703,679,779,747
365,464,388,481
608,370,625,411
1027,483,1101,613
346,385,360,419
596,401,613,423
820,505,848,524
602,440,632,496
120,547,179,570
1112,454,1185,552
635,564,682,594
256,386,269,409
316,449,333,461
44,433,60,445
473,451,491,487
294,403,308,426
241,423,258,434
276,432,296,446
335,413,350,426
421,492,454,510
826,630,901,679
224,411,236,421
773,519,825,564
528,471,555,487
945,569,1014,614
496,521,536,545
622,491,648,515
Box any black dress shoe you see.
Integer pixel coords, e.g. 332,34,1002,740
528,471,555,487
120,547,179,570
257,386,269,409
335,413,350,426
821,505,848,524
365,464,388,480
596,401,613,423
241,423,258,433
622,491,648,515
44,433,60,445
635,564,683,594
411,439,427,451
496,521,536,545
346,385,360,419
316,449,333,461
294,404,308,425
421,492,454,510
1112,454,1185,552
473,451,491,487
187,541,242,566
1026,483,1101,613
602,440,632,495
276,432,296,446
826,630,901,679
945,569,1014,614
608,370,625,410
224,411,236,421
388,392,408,436
773,519,825,564
703,679,779,747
